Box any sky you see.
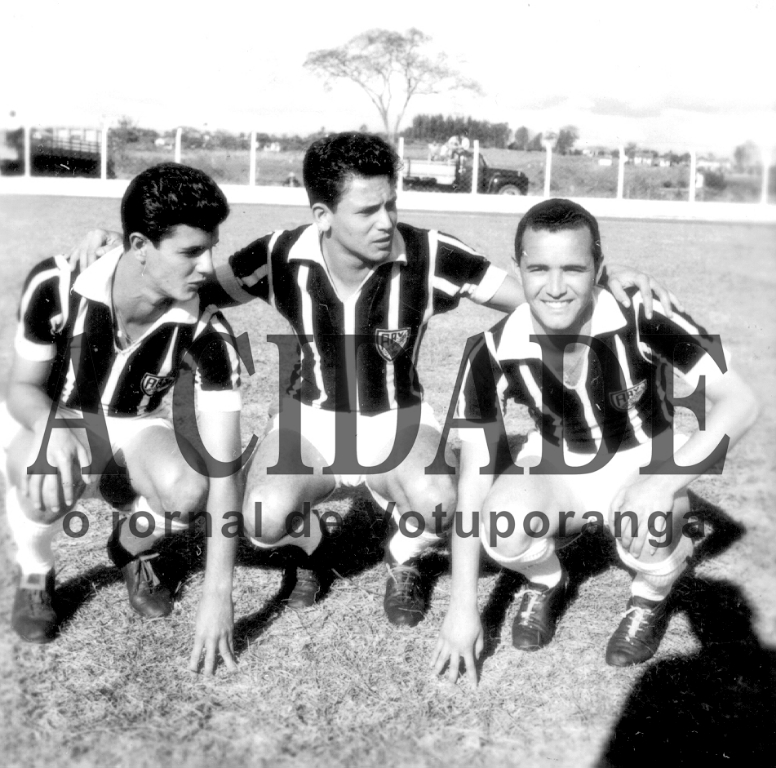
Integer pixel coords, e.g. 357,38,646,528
2,0,774,156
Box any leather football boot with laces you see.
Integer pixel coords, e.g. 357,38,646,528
12,570,58,643
383,555,426,628
511,572,568,651
286,566,323,609
107,527,173,618
605,596,669,667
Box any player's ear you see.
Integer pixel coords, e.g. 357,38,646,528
128,233,148,263
311,202,332,234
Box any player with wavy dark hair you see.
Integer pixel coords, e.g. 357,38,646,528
3,163,243,676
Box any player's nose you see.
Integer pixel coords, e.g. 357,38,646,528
546,270,566,296
196,249,214,275
376,206,395,232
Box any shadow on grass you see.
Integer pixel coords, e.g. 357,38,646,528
231,488,394,651
596,495,771,766
478,525,618,661
597,577,776,767
56,565,122,626
477,490,747,666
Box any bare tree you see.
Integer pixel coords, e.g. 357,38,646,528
304,28,482,144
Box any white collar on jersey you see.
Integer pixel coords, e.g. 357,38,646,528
498,287,628,360
72,245,200,324
287,223,408,266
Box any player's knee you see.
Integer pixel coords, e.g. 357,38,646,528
155,468,208,516
482,510,532,557
399,473,456,519
241,484,297,541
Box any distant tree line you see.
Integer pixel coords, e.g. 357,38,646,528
401,114,511,148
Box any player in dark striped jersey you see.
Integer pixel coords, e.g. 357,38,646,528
432,199,758,684
2,164,244,675
71,134,675,629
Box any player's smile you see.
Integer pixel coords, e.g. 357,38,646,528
520,227,598,335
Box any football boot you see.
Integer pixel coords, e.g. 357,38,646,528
12,569,58,643
605,596,669,667
383,554,426,628
511,572,568,651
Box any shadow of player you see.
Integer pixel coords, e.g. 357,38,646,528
596,577,776,767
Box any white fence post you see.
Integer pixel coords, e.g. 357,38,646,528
23,125,31,177
100,120,108,180
689,149,697,203
617,145,625,199
471,140,480,194
397,137,404,194
544,142,553,197
175,128,182,163
249,130,257,186
761,143,771,205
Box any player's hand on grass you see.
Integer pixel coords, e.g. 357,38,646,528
67,229,122,271
610,478,677,559
24,424,91,517
431,603,484,687
189,589,237,677
606,264,683,320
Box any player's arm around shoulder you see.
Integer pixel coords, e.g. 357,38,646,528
188,407,244,676
432,435,494,687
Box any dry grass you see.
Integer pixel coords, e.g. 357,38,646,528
0,197,775,767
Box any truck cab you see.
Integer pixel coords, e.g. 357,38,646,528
402,150,529,194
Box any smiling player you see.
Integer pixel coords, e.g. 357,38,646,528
432,198,758,684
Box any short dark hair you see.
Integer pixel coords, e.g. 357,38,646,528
121,163,229,249
514,198,603,269
302,132,400,209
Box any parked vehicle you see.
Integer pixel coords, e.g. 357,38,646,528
0,129,114,178
402,150,529,194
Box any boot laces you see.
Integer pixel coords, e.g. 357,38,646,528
621,605,652,639
517,587,544,626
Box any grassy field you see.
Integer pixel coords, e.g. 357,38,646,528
0,196,775,768
110,145,773,204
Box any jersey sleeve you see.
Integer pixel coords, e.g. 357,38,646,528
456,331,504,442
432,232,508,314
14,256,71,362
207,233,274,307
634,294,730,389
192,308,242,412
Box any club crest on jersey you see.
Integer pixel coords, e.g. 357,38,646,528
375,328,410,362
609,380,647,411
140,372,176,397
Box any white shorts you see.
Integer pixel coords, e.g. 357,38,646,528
267,401,440,492
519,430,690,518
0,400,173,482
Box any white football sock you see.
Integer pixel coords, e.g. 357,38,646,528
484,536,563,588
618,534,693,602
118,496,167,555
5,487,63,574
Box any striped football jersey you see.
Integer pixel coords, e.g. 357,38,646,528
15,248,241,416
205,222,507,415
456,287,727,455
